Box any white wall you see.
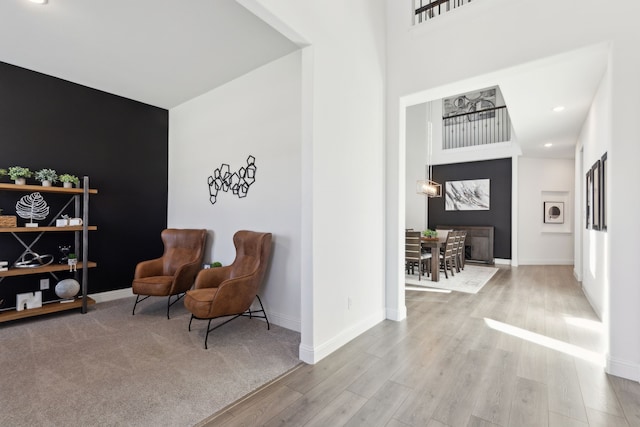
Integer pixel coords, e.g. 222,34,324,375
406,103,428,231
239,0,387,363
518,157,574,265
387,0,640,380
168,51,302,331
575,57,611,321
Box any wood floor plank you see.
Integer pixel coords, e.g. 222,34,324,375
546,351,588,422
466,415,501,427
471,348,518,426
342,380,412,427
586,407,629,427
262,351,380,426
214,384,303,427
303,390,367,427
508,377,548,427
548,411,588,427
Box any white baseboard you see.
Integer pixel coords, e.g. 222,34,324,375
518,259,574,265
267,310,301,332
494,258,511,265
89,287,133,303
581,286,603,321
386,305,407,321
299,309,385,364
606,355,640,382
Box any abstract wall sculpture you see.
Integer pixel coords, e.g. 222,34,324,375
208,155,257,205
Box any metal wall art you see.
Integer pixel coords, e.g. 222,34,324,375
208,155,257,205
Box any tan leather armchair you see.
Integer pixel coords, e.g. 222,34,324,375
132,228,207,318
184,230,272,349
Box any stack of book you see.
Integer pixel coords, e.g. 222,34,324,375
0,261,8,272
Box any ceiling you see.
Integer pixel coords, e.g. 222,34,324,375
0,0,298,109
0,2,609,158
498,43,609,159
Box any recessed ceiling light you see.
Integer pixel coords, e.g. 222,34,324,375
553,106,565,112
29,0,48,4
544,143,553,148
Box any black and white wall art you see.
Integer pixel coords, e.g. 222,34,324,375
445,179,490,211
544,201,564,224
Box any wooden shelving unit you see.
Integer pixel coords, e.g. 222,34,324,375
0,177,97,321
0,297,96,323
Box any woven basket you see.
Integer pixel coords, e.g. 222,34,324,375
0,215,17,228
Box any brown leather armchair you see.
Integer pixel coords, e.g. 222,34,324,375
184,230,272,349
132,228,207,318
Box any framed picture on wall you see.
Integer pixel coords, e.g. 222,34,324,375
601,152,607,231
592,159,601,230
585,169,592,229
543,201,564,224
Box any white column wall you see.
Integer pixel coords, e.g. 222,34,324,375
387,0,640,380
239,0,387,363
168,51,302,331
406,103,428,231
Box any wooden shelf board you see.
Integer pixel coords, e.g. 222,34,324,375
0,182,97,194
0,226,97,233
0,297,96,323
0,261,97,278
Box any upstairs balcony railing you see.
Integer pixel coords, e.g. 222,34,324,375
442,105,511,149
414,0,473,24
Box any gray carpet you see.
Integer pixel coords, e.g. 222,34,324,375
0,296,301,427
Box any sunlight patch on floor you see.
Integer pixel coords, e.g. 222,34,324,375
484,318,605,366
563,315,603,332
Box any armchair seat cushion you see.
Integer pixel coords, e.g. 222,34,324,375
184,288,219,318
132,276,174,296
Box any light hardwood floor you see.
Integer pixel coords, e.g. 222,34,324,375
198,265,640,427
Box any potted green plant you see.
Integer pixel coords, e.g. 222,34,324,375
8,166,32,185
59,174,80,188
0,168,7,182
34,168,58,187
67,253,78,272
422,229,438,239
211,261,223,268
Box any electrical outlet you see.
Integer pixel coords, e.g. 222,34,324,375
40,278,49,290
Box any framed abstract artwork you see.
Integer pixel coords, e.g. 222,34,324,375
585,169,592,230
445,179,490,211
544,201,564,224
592,160,601,230
601,152,607,231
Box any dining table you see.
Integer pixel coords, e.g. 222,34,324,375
420,236,445,282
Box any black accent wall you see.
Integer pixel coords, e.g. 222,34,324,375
0,61,168,308
428,158,512,259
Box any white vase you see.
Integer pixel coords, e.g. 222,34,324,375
14,178,25,185
42,180,52,187
63,182,73,188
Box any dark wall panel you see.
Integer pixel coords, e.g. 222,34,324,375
428,158,512,259
0,62,168,308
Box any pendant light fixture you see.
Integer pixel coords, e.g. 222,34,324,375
416,101,442,198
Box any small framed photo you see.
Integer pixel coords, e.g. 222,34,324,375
544,201,564,224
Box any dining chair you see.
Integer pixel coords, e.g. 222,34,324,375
456,230,467,271
405,230,431,280
439,231,457,278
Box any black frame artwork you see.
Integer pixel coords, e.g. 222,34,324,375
592,160,601,230
586,169,592,230
543,201,564,224
601,152,607,231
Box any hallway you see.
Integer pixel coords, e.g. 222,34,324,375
201,265,640,426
